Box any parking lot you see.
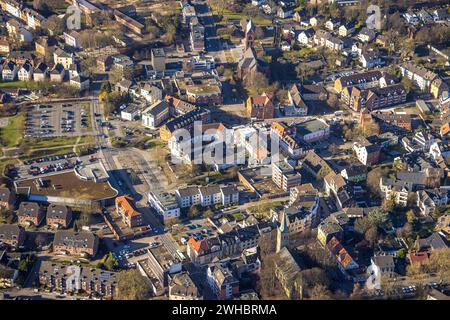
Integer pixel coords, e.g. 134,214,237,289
15,152,100,180
24,103,93,138
172,220,216,246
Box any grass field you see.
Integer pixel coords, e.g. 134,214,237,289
25,135,95,149
0,81,38,89
0,114,25,148
213,7,272,26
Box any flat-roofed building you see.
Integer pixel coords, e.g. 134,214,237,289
148,191,180,222
272,161,302,192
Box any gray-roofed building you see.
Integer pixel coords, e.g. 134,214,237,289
0,187,15,210
371,255,395,278
38,261,118,298
169,272,202,300
142,100,170,129
0,224,25,248
53,231,99,258
274,247,302,299
17,202,44,226
295,119,330,143
199,185,222,206
46,204,72,229
414,232,448,253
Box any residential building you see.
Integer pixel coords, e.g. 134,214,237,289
0,224,25,249
38,261,118,298
17,62,33,81
327,236,359,273
46,204,72,229
371,255,395,278
169,272,202,300
353,139,381,165
417,189,448,217
115,195,143,228
0,187,15,210
199,186,222,207
53,231,99,257
246,94,275,120
399,62,437,91
207,262,239,300
272,161,302,192
17,202,44,226
317,212,349,246
142,100,170,129
53,48,74,69
148,191,181,222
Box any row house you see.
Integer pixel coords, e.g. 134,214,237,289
187,225,263,265
113,9,145,35
399,62,437,91
53,230,99,258
46,204,72,229
38,262,118,299
175,185,239,208
334,70,384,92
206,262,239,300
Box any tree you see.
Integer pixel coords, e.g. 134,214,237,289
117,269,151,300
188,205,201,219
401,76,414,93
327,93,339,109
104,252,119,271
406,210,416,223
427,248,450,282
365,226,379,245
309,284,333,300
43,15,66,36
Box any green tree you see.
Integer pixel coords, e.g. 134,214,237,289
117,269,151,300
104,252,119,271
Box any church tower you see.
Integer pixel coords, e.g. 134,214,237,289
244,20,255,51
276,210,289,253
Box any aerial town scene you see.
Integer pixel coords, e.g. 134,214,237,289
0,0,449,303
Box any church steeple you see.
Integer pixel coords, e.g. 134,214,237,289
244,20,255,51
276,210,289,253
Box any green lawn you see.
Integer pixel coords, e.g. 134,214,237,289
0,81,38,89
25,135,95,149
0,114,25,148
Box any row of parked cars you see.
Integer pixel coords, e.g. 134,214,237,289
23,153,77,165
28,160,75,176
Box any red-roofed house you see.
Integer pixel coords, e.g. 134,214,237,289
115,195,143,228
327,236,359,273
407,252,429,265
246,93,275,120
